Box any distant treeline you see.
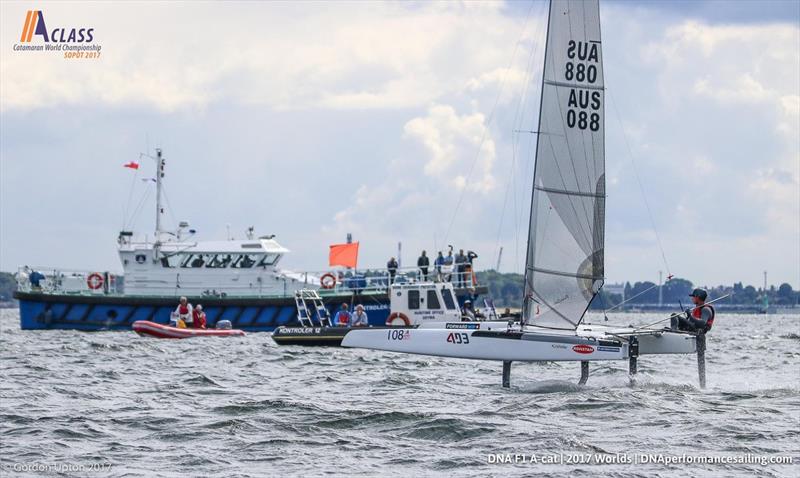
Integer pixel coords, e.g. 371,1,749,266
0,272,15,302
476,271,800,309
2,270,798,310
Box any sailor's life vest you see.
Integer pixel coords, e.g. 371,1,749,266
692,304,715,332
179,305,190,316
336,311,351,326
193,311,207,329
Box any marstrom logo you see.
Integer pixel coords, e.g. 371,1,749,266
13,10,102,58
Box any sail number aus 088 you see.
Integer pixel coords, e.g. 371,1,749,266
446,332,470,344
567,110,600,131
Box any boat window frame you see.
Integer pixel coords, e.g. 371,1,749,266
426,289,441,310
257,253,279,267
408,290,420,310
237,254,256,268
441,287,457,310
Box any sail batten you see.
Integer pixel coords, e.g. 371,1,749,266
523,0,605,330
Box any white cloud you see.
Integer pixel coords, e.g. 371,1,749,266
403,104,497,193
0,1,531,113
1,2,798,288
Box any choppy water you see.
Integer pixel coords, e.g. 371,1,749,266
1,309,798,477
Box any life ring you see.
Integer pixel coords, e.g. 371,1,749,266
385,312,410,327
320,273,337,289
87,273,104,290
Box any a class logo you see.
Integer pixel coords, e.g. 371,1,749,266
13,10,102,59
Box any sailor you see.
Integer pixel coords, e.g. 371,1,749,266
417,251,430,281
334,303,351,327
671,288,715,333
461,300,476,321
173,296,194,328
434,252,445,281
387,257,399,285
193,304,207,329
351,304,369,327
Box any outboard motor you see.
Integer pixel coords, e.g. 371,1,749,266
216,320,233,330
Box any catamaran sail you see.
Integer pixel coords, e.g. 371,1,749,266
342,0,707,390
523,0,605,330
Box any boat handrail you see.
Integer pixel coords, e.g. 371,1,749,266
15,264,482,298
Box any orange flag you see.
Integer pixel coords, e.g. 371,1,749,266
329,242,359,268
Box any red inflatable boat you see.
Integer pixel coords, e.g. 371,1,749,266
132,320,246,339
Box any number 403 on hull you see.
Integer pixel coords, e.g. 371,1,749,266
446,332,470,344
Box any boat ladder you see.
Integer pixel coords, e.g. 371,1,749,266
294,289,332,327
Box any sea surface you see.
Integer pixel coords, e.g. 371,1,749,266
1,309,798,477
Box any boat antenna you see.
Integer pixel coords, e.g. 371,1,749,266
155,148,165,241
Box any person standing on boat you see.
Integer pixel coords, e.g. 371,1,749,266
173,297,193,328
334,303,351,327
417,251,430,281
434,252,445,281
443,250,455,282
466,250,478,286
387,257,399,285
28,268,45,290
671,288,715,333
193,304,207,329
455,249,468,288
351,304,369,327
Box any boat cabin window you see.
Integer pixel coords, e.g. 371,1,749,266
160,257,173,268
408,290,420,310
233,255,256,268
441,287,456,310
206,254,231,268
427,290,440,309
181,254,202,268
257,253,279,267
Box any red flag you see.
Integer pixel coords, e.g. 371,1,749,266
329,242,359,268
123,161,139,170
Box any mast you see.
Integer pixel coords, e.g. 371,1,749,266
522,0,553,323
521,0,606,329
154,148,165,253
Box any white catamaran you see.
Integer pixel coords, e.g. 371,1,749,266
342,0,709,388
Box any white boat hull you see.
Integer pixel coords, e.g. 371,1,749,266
341,324,699,361
341,328,629,361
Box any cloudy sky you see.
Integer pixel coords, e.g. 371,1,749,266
1,0,798,289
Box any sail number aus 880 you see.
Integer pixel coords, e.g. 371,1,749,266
446,332,470,344
564,62,597,83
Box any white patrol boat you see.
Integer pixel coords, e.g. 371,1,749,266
14,149,488,332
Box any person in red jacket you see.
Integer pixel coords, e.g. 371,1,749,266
671,288,715,333
193,304,207,329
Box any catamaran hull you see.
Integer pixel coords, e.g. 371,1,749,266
341,329,629,361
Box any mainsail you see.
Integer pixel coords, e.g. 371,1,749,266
523,0,605,329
